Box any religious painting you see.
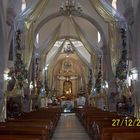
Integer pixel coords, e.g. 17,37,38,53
64,61,71,69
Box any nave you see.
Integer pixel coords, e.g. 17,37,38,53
1,0,140,139
0,107,91,140
52,113,90,140
0,106,140,140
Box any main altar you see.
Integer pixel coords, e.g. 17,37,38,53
61,100,74,112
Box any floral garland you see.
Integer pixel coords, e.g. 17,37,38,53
95,57,102,93
14,29,28,89
116,28,128,81
88,69,92,94
35,58,41,95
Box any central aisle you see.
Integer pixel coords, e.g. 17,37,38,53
51,113,90,140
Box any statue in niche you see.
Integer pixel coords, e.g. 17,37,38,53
63,80,72,96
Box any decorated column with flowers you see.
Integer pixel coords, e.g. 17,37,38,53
14,29,28,90
93,56,107,109
87,69,93,95
116,28,128,82
34,57,41,95
7,29,28,96
116,28,128,94
95,57,102,94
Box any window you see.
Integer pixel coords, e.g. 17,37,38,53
112,0,117,9
21,0,26,12
98,32,101,43
36,33,39,44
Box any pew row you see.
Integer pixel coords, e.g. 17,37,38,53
75,106,140,140
0,107,61,140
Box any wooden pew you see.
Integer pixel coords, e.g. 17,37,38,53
112,133,140,140
0,135,41,140
16,107,61,128
75,106,140,140
0,127,48,140
1,107,61,140
92,123,140,140
0,120,53,138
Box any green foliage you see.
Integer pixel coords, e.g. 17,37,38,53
95,57,102,93
14,29,28,89
116,28,128,81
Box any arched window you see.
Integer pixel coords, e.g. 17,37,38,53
112,0,117,9
36,33,39,44
21,0,26,12
98,32,101,43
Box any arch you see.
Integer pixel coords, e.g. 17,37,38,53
46,37,91,67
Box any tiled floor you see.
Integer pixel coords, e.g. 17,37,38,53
51,113,90,140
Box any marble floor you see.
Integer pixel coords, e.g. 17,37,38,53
51,113,91,140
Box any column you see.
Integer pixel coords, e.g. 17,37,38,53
0,0,7,120
131,1,140,117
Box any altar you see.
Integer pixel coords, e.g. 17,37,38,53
61,100,74,112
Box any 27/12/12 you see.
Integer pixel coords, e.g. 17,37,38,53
112,119,140,127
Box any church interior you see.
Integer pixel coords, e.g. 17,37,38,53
0,0,140,139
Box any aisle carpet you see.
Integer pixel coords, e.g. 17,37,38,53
51,113,90,140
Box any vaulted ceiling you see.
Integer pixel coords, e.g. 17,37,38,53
20,0,126,78
32,0,108,68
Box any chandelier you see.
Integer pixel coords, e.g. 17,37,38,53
60,0,83,16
